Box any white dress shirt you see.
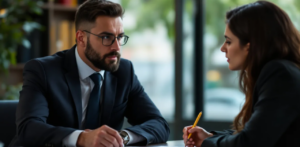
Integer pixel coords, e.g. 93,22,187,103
62,47,144,146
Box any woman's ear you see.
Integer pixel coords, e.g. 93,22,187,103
245,43,250,51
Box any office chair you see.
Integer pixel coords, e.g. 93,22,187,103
0,100,18,147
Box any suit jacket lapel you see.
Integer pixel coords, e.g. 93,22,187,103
101,71,117,125
64,45,82,128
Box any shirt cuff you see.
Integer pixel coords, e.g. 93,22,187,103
62,130,83,147
123,130,145,145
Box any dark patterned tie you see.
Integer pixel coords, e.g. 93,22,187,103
85,73,101,129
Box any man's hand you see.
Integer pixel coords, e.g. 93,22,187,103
77,125,124,147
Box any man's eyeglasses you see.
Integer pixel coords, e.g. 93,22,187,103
83,30,129,46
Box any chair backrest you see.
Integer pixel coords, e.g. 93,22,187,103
0,100,18,147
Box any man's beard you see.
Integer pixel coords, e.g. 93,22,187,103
85,37,121,72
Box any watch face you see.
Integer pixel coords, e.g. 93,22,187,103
120,131,130,145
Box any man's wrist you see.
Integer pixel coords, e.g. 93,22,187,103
76,130,89,147
63,130,83,147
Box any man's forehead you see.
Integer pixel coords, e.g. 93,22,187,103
91,16,123,33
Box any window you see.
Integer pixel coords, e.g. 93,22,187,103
119,0,175,122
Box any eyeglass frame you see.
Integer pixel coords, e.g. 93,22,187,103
83,30,129,46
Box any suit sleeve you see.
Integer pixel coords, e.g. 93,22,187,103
123,61,170,145
202,61,300,147
14,59,76,147
210,130,234,136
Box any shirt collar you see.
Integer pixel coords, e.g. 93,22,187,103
75,47,105,80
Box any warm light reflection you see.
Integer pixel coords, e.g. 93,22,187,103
206,70,221,82
0,9,6,16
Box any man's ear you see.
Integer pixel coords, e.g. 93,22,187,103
76,30,86,47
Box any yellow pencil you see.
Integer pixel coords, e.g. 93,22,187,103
187,111,202,140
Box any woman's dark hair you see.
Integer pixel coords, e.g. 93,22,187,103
75,0,124,31
226,1,300,133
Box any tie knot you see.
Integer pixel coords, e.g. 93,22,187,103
89,73,102,85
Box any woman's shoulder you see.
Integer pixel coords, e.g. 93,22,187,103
258,59,300,84
264,59,298,67
262,59,299,73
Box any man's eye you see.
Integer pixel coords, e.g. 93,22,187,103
117,36,124,40
102,36,112,40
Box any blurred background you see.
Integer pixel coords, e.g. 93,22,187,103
0,0,300,140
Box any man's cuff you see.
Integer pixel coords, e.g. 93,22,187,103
62,130,83,147
123,130,145,145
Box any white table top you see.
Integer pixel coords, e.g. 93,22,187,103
127,140,185,147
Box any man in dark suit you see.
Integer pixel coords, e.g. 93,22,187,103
10,0,170,146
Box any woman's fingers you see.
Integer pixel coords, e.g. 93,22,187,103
188,126,203,134
183,125,193,133
186,140,194,145
183,125,194,143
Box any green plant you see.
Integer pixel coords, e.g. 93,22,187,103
0,0,44,100
0,0,44,72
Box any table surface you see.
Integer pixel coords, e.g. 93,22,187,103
127,140,185,147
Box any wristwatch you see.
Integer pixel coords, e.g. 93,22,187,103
120,131,130,145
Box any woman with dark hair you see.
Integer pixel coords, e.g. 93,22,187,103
183,1,300,147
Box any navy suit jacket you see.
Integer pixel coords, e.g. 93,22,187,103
10,46,170,147
202,59,300,147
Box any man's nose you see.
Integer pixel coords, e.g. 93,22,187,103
110,38,121,51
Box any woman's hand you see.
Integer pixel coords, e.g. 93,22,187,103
182,125,213,147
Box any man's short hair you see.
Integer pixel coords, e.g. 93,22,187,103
75,0,124,31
